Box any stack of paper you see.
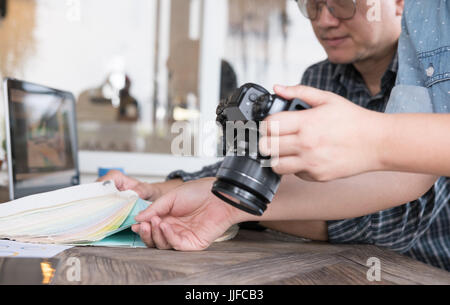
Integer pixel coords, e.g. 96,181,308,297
0,181,148,245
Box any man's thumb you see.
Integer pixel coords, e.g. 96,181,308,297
135,191,175,222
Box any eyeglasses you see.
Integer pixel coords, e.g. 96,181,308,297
296,0,357,21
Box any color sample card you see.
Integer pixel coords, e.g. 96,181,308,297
0,181,148,245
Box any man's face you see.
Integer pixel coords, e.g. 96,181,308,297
309,0,402,64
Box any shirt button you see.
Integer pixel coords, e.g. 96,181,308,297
426,64,435,77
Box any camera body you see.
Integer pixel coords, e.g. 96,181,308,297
212,83,310,216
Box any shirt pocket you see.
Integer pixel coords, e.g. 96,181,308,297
418,46,450,87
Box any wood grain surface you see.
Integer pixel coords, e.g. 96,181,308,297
51,229,450,285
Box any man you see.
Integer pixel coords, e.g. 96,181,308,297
258,0,450,269
262,0,450,179
101,0,449,270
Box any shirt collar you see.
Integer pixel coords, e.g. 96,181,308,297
387,51,399,74
332,52,398,92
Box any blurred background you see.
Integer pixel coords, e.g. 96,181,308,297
0,0,325,181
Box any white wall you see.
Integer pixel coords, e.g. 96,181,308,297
1,0,156,128
0,0,327,179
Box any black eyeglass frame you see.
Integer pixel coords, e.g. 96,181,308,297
295,0,357,21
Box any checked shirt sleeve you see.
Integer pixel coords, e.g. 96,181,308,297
327,178,449,255
166,161,223,182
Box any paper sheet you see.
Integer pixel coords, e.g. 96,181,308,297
0,240,72,258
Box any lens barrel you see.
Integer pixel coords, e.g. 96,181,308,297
211,156,281,216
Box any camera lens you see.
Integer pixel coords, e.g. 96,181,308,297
211,156,281,216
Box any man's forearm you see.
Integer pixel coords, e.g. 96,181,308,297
260,220,328,241
151,178,184,199
233,172,437,223
379,113,450,177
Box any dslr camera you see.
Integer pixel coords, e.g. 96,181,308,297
212,83,310,216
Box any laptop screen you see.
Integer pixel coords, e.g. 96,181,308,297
4,79,80,200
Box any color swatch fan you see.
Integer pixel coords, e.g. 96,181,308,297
0,181,147,245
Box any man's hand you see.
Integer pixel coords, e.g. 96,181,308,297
259,85,384,182
132,178,246,251
97,170,183,201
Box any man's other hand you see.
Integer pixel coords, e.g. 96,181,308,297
97,170,180,201
132,178,245,251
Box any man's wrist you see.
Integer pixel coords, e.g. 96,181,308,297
369,112,391,172
154,178,184,198
229,206,263,224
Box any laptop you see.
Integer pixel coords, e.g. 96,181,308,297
3,78,80,200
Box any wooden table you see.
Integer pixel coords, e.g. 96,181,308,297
52,229,450,285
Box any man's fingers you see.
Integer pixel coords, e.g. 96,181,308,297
263,85,336,137
151,216,171,250
263,112,303,136
131,224,140,233
295,172,318,182
135,191,175,222
271,156,303,175
259,135,300,157
138,222,155,248
259,136,274,156
273,85,330,108
132,183,151,200
160,222,185,251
